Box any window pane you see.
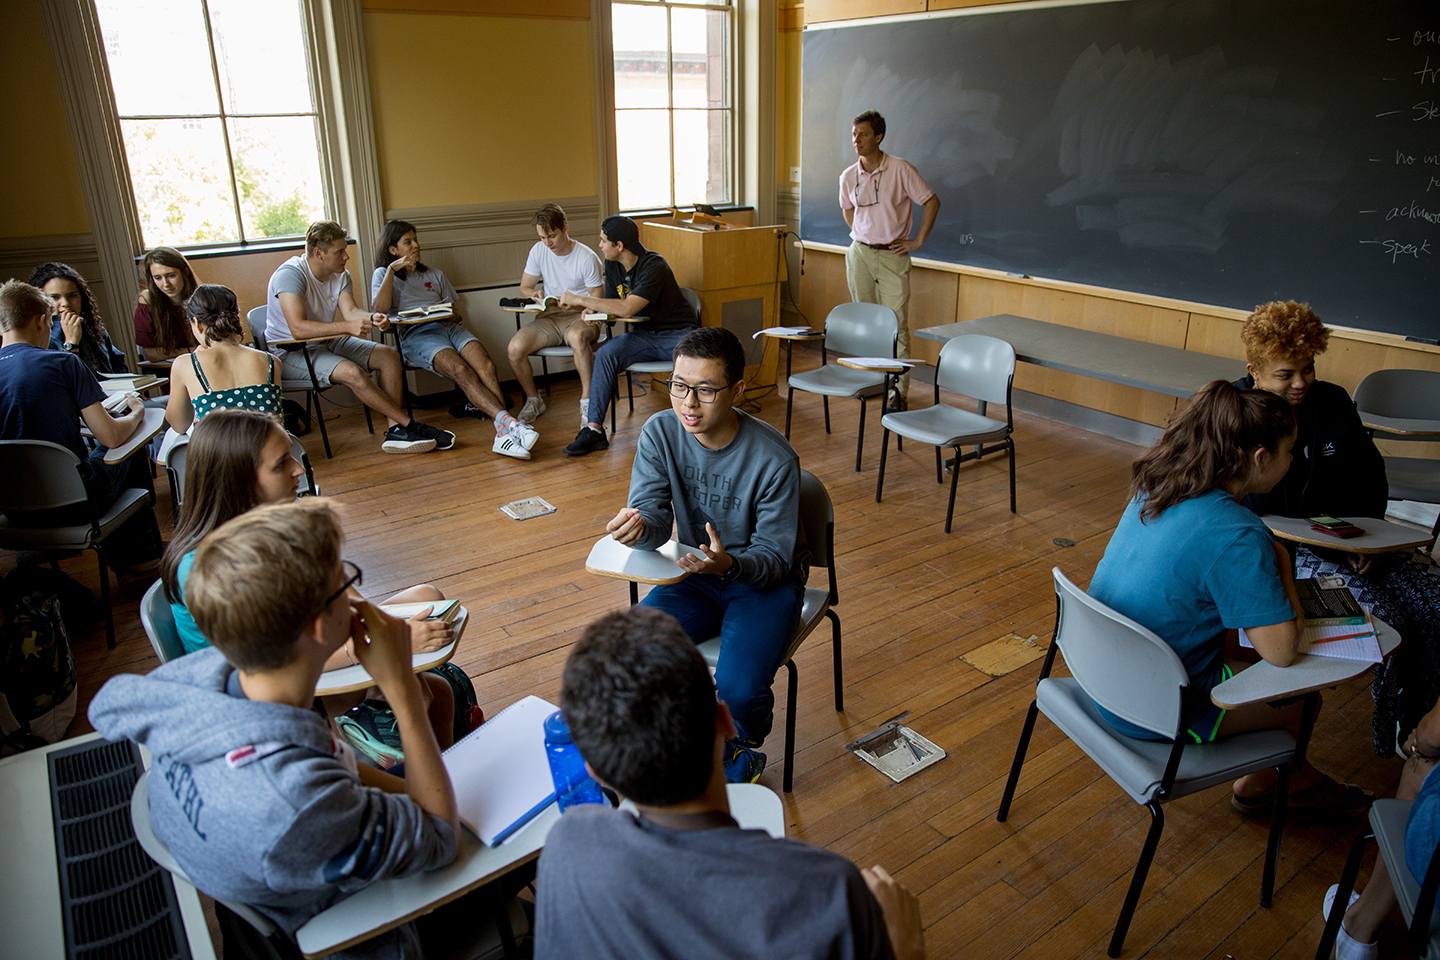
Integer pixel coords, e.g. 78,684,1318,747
673,110,728,205
613,3,669,109
670,7,727,109
95,0,219,116
121,118,240,246
616,110,672,210
208,0,314,115
229,117,325,239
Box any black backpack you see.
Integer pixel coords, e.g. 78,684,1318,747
0,570,78,752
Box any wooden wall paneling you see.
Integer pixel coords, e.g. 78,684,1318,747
804,0,925,24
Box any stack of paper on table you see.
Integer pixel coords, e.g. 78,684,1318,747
99,373,160,392
843,357,915,369
753,326,818,338
442,694,558,845
1239,614,1383,662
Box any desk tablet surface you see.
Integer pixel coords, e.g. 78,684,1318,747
314,608,467,696
585,536,700,585
1262,515,1434,555
1211,617,1400,709
103,407,167,463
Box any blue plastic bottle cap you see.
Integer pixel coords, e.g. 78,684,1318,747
543,710,573,744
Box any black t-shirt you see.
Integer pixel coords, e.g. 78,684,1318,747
604,251,698,333
0,342,105,462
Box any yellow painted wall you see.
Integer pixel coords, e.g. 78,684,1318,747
0,0,90,237
363,11,596,210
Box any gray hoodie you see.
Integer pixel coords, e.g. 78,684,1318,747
89,647,457,959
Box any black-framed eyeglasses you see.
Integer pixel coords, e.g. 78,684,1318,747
665,380,732,403
851,170,882,207
320,560,363,612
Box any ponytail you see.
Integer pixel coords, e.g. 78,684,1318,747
1131,380,1295,521
185,284,243,346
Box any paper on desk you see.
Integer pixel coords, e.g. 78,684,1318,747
443,694,558,846
844,357,914,369
1238,613,1383,662
753,326,817,339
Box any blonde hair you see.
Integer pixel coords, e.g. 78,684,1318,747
0,279,51,333
305,220,348,257
1240,300,1331,369
187,498,342,671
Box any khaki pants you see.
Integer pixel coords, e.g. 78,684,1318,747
845,241,912,394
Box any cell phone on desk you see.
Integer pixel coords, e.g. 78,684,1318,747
1308,516,1363,538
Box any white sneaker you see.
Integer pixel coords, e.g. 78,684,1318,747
492,432,531,460
580,398,590,427
508,419,540,451
518,396,546,423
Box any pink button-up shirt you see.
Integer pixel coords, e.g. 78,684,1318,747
838,154,935,246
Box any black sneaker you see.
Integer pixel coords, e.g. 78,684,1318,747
381,423,437,454
563,425,609,456
886,390,908,412
406,418,455,451
449,401,489,421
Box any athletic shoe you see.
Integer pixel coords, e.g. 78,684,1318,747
518,396,546,423
449,401,489,421
563,426,609,456
407,418,456,451
335,700,405,768
509,420,540,451
492,432,532,460
723,739,767,784
381,423,437,454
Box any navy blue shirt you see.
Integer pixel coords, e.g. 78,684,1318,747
0,342,106,461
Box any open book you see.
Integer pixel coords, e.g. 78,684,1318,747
99,373,159,393
378,598,461,624
397,301,453,319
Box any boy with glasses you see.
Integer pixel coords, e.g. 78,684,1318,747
602,327,805,783
89,499,469,958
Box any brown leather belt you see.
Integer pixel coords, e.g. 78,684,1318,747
860,241,896,251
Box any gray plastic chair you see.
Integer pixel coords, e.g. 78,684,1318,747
0,440,151,650
249,306,372,460
510,300,610,399
999,569,1306,958
1317,798,1440,960
874,334,1017,531
695,470,843,793
612,287,701,432
1354,368,1440,541
785,303,899,472
139,580,186,664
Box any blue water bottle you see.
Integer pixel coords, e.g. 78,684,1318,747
544,710,604,811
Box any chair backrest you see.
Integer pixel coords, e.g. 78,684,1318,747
936,335,1016,407
247,306,269,352
680,286,702,321
167,434,190,508
1355,369,1440,436
1051,568,1188,739
0,440,90,513
822,302,898,358
140,580,187,664
130,773,279,938
290,433,317,496
798,469,838,603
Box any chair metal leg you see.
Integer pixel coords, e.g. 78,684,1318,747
1109,802,1166,958
1261,763,1291,907
363,405,374,434
1008,439,1017,513
611,381,618,435
944,445,962,533
628,581,638,607
300,348,334,459
783,659,798,793
822,396,831,434
392,333,413,421
785,389,794,439
540,356,551,397
997,699,1039,822
875,428,891,502
627,372,635,412
1315,830,1373,960
93,545,115,650
828,609,843,711
855,399,867,472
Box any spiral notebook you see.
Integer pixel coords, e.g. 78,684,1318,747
442,694,558,846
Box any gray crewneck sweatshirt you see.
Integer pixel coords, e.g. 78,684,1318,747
629,409,807,589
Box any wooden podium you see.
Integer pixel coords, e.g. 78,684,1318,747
639,216,787,388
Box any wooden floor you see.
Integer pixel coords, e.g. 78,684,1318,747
14,347,1419,959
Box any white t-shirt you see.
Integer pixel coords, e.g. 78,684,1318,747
523,240,603,298
265,255,353,352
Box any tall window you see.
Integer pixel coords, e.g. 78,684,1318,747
94,0,326,248
612,1,733,211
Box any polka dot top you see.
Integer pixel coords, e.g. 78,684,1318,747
189,352,284,421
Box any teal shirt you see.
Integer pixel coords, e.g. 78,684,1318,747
171,550,210,654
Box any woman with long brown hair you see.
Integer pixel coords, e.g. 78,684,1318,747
1088,380,1370,815
134,246,200,361
29,261,126,375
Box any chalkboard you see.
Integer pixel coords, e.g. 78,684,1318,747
801,0,1440,341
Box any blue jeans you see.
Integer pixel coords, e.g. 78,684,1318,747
641,574,804,745
587,328,692,427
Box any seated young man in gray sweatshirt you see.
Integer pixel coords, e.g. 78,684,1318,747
535,606,926,960
604,326,805,783
88,499,462,959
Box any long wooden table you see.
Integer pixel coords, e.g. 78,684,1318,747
916,313,1246,400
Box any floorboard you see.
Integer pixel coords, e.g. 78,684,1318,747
6,355,1422,959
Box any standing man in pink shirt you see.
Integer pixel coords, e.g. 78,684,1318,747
838,110,941,409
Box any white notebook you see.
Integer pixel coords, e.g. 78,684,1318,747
442,694,558,846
